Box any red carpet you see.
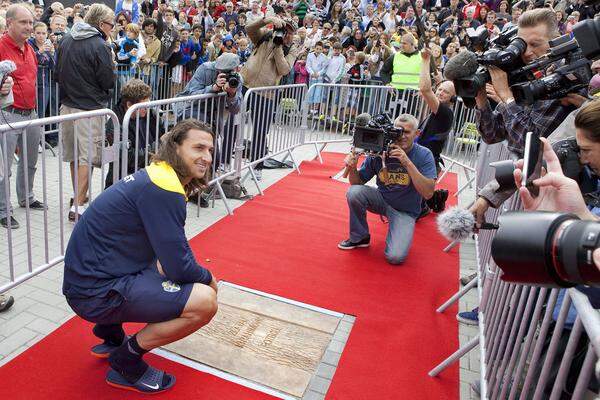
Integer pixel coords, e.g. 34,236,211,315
0,152,459,399
0,317,275,399
190,152,460,399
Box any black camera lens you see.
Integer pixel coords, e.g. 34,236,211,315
228,75,239,88
491,211,600,287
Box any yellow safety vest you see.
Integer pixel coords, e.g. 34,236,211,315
390,52,421,90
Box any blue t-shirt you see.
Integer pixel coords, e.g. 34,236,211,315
63,162,212,300
358,143,437,218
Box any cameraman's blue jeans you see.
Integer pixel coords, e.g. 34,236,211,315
347,185,416,265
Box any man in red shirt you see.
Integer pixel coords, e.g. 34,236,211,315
0,4,44,229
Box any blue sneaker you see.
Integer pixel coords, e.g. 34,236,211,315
457,307,479,325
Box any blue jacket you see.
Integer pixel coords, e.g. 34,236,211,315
63,162,213,299
175,60,242,123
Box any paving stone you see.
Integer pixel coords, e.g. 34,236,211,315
303,390,325,400
337,320,352,333
0,311,37,337
309,376,331,395
26,288,67,307
316,363,336,380
27,317,60,335
0,327,38,356
327,339,345,353
26,302,69,323
322,350,342,366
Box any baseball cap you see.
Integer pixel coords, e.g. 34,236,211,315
215,53,240,70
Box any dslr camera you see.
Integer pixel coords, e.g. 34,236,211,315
352,113,405,154
224,71,240,89
491,211,600,287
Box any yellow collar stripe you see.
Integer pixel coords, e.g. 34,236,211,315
146,162,186,196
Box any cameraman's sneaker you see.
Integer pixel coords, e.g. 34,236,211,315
338,235,370,250
457,307,479,326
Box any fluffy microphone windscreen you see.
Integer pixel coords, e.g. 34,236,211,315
437,206,476,242
443,50,479,81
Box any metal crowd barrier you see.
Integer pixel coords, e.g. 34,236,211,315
302,83,427,161
430,141,600,400
0,109,121,294
236,84,307,193
121,92,236,214
438,101,479,197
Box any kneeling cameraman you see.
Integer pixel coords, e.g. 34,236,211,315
339,114,437,265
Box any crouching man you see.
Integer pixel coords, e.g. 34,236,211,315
338,114,437,264
63,120,218,394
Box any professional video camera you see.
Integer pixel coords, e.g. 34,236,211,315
445,26,528,106
352,113,405,154
491,211,600,287
445,18,600,107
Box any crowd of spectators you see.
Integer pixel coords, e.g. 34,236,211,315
2,0,595,107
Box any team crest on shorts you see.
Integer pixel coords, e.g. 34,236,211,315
162,280,181,293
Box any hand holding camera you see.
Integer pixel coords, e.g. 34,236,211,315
513,137,593,220
386,145,410,167
213,73,228,92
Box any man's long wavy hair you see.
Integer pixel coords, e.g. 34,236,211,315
151,119,215,196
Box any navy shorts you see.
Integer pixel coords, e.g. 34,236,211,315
67,267,194,325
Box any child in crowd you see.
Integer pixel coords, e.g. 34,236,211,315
221,33,237,53
346,51,370,120
116,23,144,87
306,41,328,115
323,42,346,116
237,37,251,64
293,52,309,85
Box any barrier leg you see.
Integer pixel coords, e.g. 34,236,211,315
437,277,478,313
287,149,300,174
246,167,264,196
454,173,476,197
437,159,456,184
429,336,479,377
214,181,233,216
313,143,324,164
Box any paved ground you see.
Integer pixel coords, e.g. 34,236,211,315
0,141,482,399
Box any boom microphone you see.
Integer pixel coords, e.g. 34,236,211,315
437,206,498,242
443,50,479,81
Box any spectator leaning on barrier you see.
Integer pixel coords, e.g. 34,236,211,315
63,119,218,395
55,3,116,222
240,15,299,179
0,4,45,230
339,114,437,265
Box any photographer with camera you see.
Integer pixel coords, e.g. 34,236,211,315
468,8,589,235
176,52,242,168
240,15,299,179
338,114,437,265
474,8,586,155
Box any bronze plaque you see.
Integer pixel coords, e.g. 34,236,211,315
162,285,341,398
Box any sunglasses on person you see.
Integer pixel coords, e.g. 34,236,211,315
103,20,116,28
